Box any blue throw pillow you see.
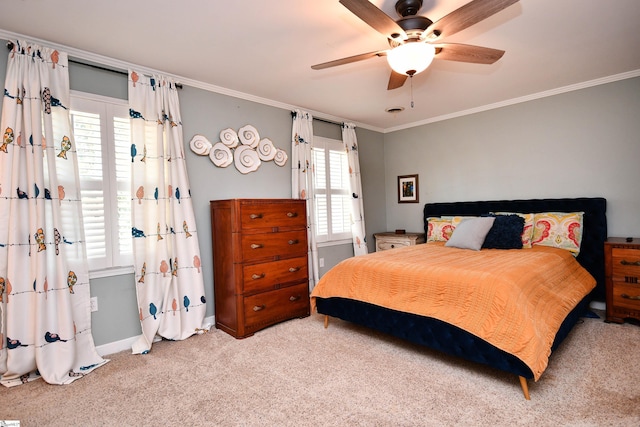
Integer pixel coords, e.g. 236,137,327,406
482,214,524,249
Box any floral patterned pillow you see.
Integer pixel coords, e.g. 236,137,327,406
532,212,584,255
426,217,456,242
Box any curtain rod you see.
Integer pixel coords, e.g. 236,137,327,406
315,117,343,127
6,41,182,89
290,111,343,127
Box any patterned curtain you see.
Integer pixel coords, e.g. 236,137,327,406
0,41,106,387
291,109,319,289
128,71,206,354
342,123,368,256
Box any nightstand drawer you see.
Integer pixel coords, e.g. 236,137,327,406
611,248,640,281
377,239,411,251
374,232,425,252
611,282,640,311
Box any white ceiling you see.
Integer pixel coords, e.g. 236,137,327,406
1,0,639,131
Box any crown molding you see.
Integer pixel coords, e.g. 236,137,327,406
384,70,640,133
0,29,379,132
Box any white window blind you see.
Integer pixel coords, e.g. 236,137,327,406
313,137,351,243
70,93,132,273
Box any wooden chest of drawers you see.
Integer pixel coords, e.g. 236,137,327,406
210,199,310,338
374,232,425,252
604,237,640,324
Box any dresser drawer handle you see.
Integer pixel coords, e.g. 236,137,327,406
249,213,263,219
251,273,265,280
288,267,300,273
620,260,640,266
286,212,298,218
621,293,640,300
253,304,266,312
250,243,263,249
288,239,299,245
289,295,301,302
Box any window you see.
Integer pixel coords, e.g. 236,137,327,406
312,136,352,243
70,92,132,275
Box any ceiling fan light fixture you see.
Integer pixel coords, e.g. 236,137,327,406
386,42,435,76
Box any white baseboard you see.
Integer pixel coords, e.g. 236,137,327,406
95,315,215,357
95,336,139,357
589,300,606,311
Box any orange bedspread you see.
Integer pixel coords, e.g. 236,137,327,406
310,242,595,380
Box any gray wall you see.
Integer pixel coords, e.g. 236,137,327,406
383,77,640,239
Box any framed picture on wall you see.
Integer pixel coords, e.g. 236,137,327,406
398,174,419,203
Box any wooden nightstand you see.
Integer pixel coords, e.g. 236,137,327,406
374,232,425,252
604,237,640,324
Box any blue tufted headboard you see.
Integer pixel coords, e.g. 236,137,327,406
424,197,607,301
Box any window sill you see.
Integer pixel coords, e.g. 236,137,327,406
317,239,352,248
89,265,135,279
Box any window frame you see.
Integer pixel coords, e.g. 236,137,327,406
70,90,134,278
312,136,352,246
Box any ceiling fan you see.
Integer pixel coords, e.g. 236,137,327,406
312,0,519,90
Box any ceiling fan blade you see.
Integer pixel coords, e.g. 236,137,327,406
311,50,387,70
427,0,519,41
434,43,505,64
387,71,408,90
339,0,407,41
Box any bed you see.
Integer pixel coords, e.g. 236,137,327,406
311,197,607,400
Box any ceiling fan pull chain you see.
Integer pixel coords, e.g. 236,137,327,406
410,75,414,108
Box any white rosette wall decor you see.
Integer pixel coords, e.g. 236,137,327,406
188,124,287,173
219,128,239,148
189,134,213,156
257,138,277,161
234,145,261,174
273,149,288,167
238,125,259,148
209,142,233,168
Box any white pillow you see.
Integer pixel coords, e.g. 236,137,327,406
445,217,496,251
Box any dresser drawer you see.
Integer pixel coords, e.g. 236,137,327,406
240,230,307,262
240,201,306,232
611,248,640,281
611,281,640,311
243,283,310,328
242,256,308,295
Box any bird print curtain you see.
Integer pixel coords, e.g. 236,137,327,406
0,41,106,386
128,71,206,354
341,123,368,256
291,109,319,290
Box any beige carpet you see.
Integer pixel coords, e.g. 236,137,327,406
2,311,639,426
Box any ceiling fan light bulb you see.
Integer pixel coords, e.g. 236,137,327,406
387,43,435,76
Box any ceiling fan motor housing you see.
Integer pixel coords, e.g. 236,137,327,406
395,0,423,17
389,15,433,47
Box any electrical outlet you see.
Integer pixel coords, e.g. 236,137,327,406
319,258,325,267
90,297,98,312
